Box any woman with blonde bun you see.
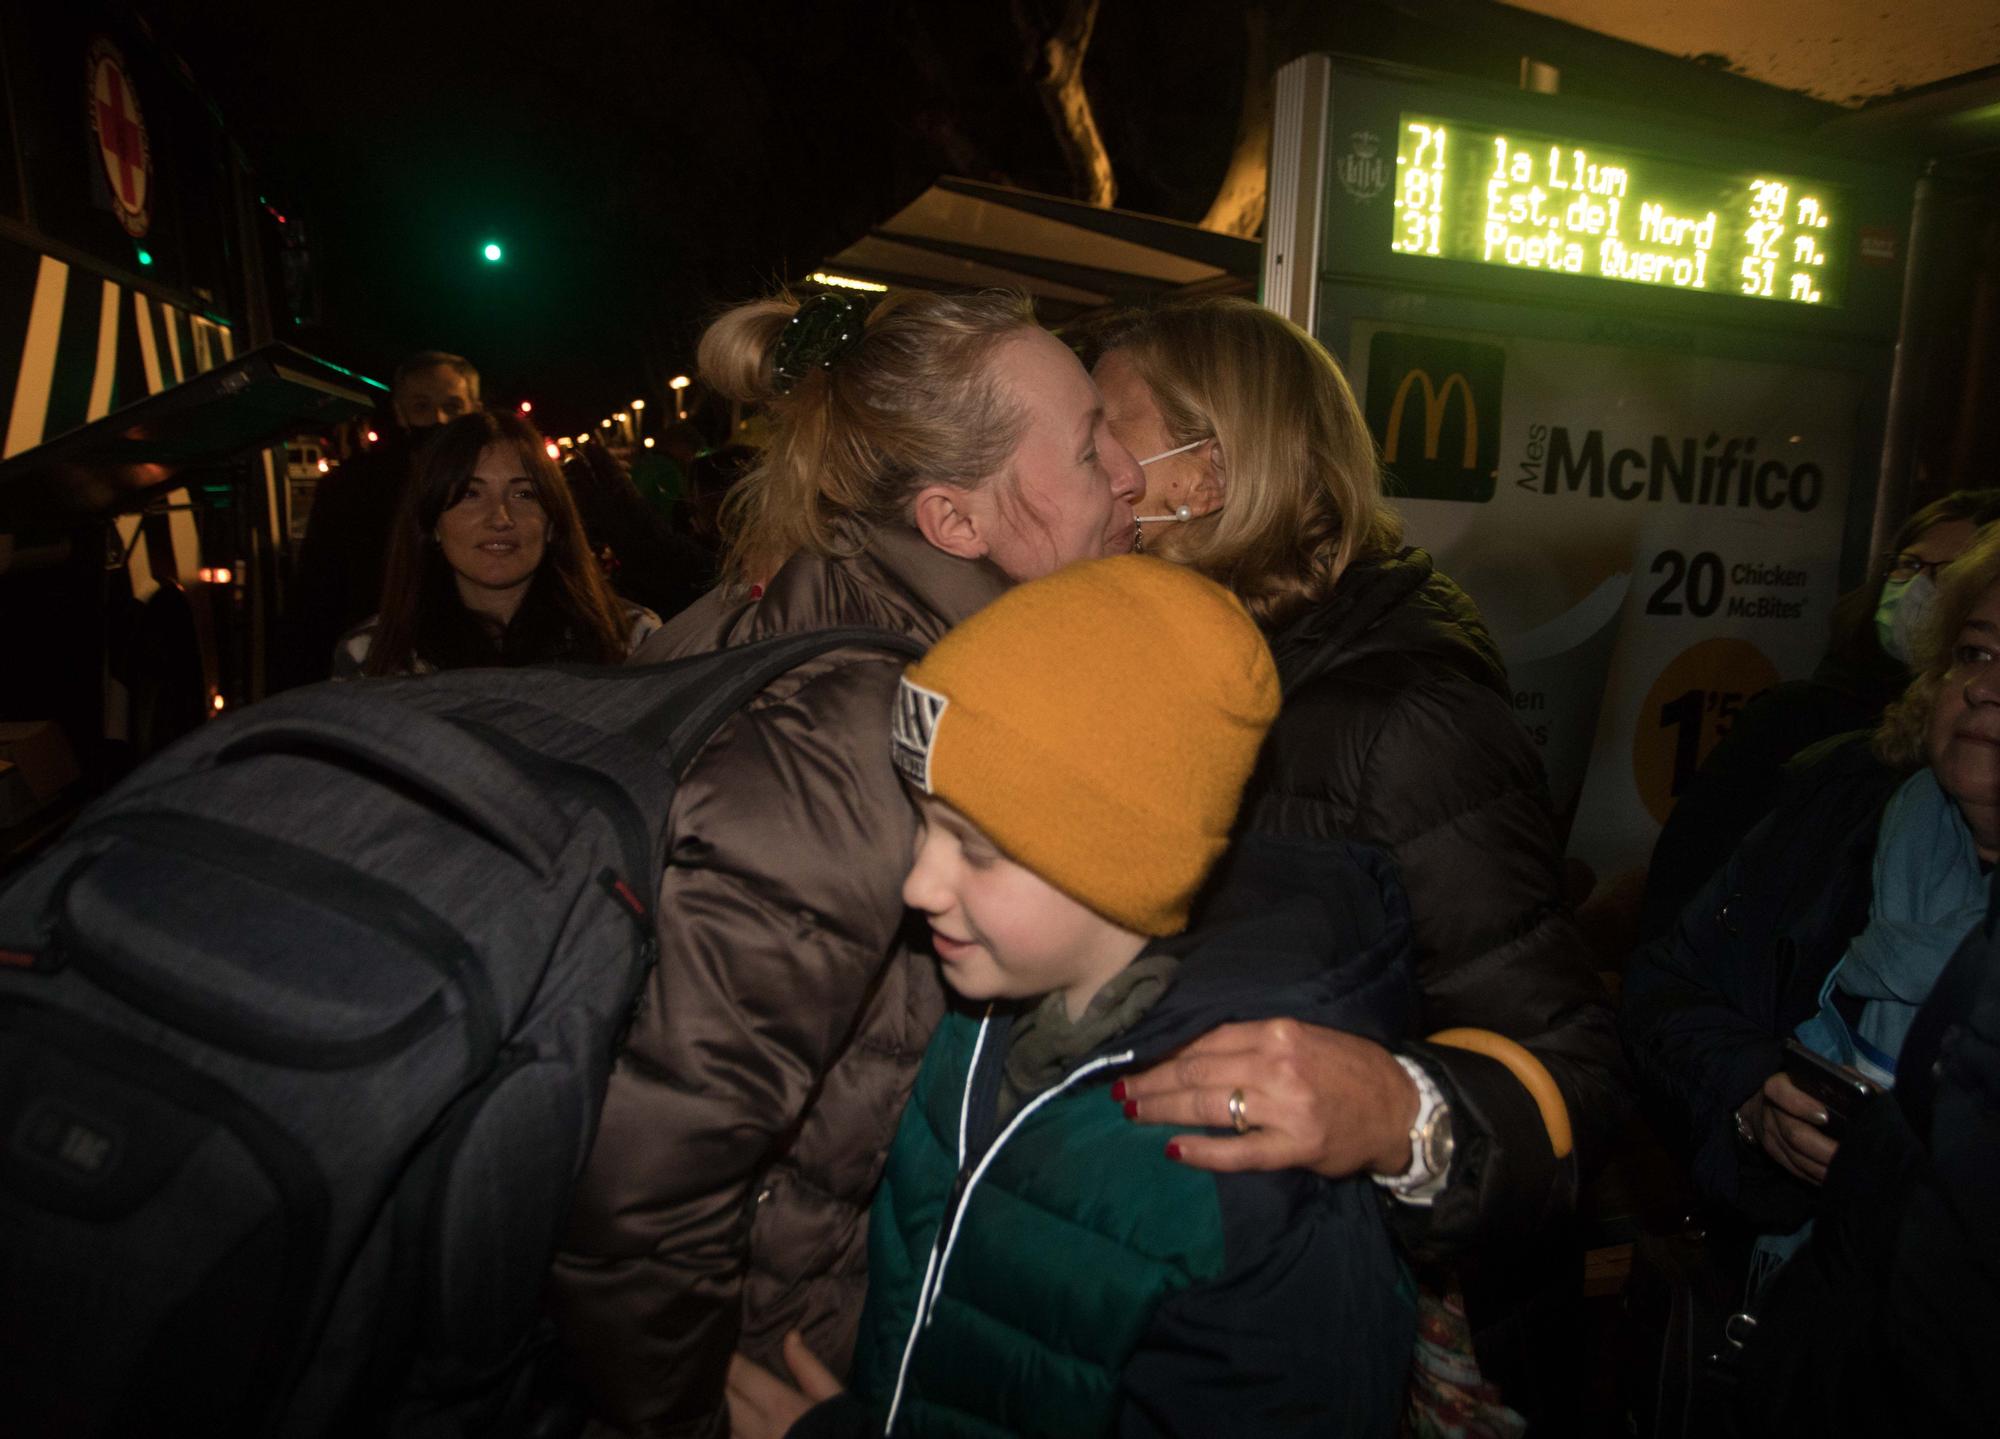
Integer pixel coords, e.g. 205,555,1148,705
548,288,1142,1438
1087,296,1627,1430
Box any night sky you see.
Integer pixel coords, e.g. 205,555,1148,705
143,1,1261,435
143,1,1886,440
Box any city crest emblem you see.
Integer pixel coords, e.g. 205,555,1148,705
1338,129,1387,202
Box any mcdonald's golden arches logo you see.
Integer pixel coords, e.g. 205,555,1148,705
1364,331,1504,502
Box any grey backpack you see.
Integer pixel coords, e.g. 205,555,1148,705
0,627,922,1438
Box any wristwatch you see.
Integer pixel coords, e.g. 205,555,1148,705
1374,1055,1455,1206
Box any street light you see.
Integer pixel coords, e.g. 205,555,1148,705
518,400,533,414
670,373,691,419
630,399,646,411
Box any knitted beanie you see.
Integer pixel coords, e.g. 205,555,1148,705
891,554,1280,936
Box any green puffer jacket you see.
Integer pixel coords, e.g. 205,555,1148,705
798,834,1419,1438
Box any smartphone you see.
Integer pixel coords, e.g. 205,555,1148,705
1782,1038,1881,1132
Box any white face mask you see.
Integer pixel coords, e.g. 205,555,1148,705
1885,571,1940,667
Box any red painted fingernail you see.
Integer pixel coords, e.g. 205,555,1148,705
1110,1080,1127,1101
1122,1100,1139,1120
1165,1142,1183,1161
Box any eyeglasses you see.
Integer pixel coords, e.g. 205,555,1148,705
1885,552,1948,583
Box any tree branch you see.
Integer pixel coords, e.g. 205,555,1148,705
1014,0,1116,207
1201,3,1274,237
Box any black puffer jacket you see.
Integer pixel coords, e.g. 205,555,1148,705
1621,737,1904,1234
1735,870,2000,1435
1242,548,1628,1419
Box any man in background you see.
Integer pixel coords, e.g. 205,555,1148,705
283,351,480,687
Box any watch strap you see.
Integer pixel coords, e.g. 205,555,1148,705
1374,1054,1452,1205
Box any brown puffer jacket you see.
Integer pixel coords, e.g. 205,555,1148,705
549,522,1007,1439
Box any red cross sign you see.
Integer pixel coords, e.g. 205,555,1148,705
86,39,152,238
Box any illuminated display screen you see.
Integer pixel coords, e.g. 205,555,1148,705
1391,114,1847,308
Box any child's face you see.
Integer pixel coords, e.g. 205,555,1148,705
901,793,1146,1020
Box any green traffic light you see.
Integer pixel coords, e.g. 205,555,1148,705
483,242,504,263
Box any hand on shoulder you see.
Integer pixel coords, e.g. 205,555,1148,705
1115,1019,1420,1179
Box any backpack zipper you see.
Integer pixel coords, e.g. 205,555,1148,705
64,811,503,1071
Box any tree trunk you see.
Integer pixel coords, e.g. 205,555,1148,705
1014,0,1116,207
1201,3,1274,237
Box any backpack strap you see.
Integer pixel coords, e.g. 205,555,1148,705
626,627,927,774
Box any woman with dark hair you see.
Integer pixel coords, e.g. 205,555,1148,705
332,409,657,677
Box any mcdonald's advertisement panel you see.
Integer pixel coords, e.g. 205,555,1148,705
1294,57,1906,895
1349,317,1857,886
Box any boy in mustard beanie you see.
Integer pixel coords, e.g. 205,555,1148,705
732,556,1416,1438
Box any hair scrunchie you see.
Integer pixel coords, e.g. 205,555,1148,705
771,291,878,394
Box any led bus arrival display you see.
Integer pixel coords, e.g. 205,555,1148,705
1391,114,1847,308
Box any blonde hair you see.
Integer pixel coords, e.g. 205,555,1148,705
699,289,1040,583
1876,523,2000,766
1088,297,1400,628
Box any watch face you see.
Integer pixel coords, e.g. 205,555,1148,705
1423,1105,1455,1174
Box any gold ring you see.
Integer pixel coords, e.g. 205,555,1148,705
1227,1088,1249,1134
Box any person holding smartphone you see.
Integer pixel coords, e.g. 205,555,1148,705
1623,522,2000,1287
1734,878,2000,1435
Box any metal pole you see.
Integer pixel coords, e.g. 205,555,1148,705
1868,169,1940,568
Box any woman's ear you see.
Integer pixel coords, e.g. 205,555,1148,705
1188,440,1226,519
911,483,988,561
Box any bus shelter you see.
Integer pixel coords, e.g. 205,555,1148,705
1263,53,1914,889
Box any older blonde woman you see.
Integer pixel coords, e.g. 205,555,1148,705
1086,297,1625,1426
1622,523,2000,1290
